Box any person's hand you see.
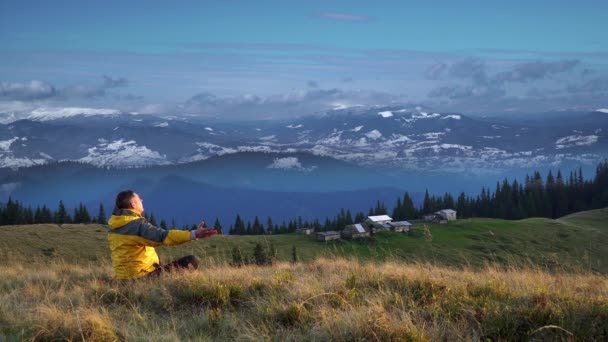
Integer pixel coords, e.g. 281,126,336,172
195,227,217,239
197,220,206,230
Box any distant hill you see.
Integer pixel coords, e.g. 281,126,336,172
0,154,417,226
558,207,608,229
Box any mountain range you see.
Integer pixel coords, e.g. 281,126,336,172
1,106,606,173
1,106,606,226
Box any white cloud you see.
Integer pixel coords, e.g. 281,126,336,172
0,80,56,101
313,12,373,22
0,182,21,197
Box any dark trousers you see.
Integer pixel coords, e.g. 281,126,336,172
146,255,199,278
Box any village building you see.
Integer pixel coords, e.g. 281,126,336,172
388,220,412,232
296,227,314,235
364,215,393,233
435,209,457,221
316,231,340,241
423,214,447,224
341,223,370,239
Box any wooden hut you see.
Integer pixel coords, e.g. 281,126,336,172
316,231,340,241
389,221,412,232
341,224,370,239
423,214,447,224
364,215,393,233
435,209,457,221
296,227,314,235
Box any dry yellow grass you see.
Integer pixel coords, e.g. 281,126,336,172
1,256,607,341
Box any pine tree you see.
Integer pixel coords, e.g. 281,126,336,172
34,206,42,224
253,243,269,265
41,205,53,223
73,207,80,223
55,200,70,224
4,197,18,224
214,218,223,235
23,207,34,224
78,203,91,223
403,192,416,219
545,170,556,218
392,197,403,220
456,192,467,219
354,211,365,223
97,203,106,224
345,209,353,225
555,170,568,218
234,214,245,235
291,245,298,263
423,190,431,214
149,213,157,226
269,242,277,263
253,216,262,235
230,246,245,266
160,219,167,229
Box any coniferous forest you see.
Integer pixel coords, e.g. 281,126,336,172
1,161,607,235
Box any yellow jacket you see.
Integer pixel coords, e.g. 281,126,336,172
107,208,191,280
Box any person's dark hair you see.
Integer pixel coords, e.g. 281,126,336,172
115,190,136,209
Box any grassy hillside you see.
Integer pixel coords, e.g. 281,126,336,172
1,210,607,340
1,258,607,340
2,208,607,272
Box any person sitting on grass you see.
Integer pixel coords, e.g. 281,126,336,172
107,190,217,280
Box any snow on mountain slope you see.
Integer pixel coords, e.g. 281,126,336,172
79,139,169,167
266,157,317,172
0,136,47,168
0,137,20,151
365,130,382,140
27,107,120,121
555,135,599,149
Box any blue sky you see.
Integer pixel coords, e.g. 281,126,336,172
1,0,607,118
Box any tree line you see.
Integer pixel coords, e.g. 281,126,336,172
0,200,172,229
228,161,608,234
391,161,608,221
2,161,607,232
0,200,107,226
